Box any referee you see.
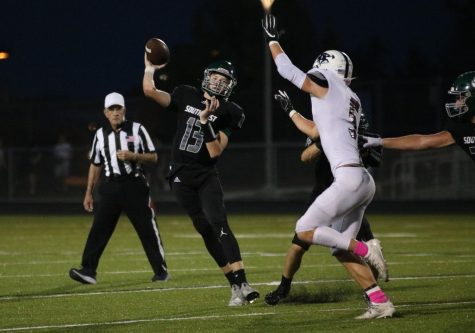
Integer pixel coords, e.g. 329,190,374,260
69,92,168,284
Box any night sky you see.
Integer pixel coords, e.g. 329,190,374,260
1,0,458,99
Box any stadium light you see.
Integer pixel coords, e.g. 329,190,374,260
0,51,10,60
261,0,276,193
260,0,275,13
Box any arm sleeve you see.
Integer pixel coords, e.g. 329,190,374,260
275,53,307,89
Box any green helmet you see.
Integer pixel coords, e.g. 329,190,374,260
445,71,475,118
201,60,237,100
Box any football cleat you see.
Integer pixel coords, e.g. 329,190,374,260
228,284,244,306
151,271,170,282
240,282,260,304
69,268,97,285
355,300,395,319
364,239,389,282
264,285,289,306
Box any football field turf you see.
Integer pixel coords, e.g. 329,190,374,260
1,213,474,332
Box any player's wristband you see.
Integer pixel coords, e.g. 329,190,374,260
289,110,298,119
201,121,217,142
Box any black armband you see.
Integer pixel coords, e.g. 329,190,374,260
201,121,217,143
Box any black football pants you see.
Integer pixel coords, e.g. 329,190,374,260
172,172,242,267
81,177,167,276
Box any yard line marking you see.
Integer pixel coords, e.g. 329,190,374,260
1,259,475,277
173,232,418,239
0,300,474,332
2,250,474,265
1,274,475,301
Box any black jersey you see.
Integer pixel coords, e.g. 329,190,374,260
445,120,475,162
168,85,245,167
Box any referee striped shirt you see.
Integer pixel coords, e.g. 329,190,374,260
89,120,156,177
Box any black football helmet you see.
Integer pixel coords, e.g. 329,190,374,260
201,60,237,100
445,71,475,118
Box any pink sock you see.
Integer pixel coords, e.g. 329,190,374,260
353,241,368,257
367,286,389,303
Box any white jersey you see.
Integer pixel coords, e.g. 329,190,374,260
308,68,362,173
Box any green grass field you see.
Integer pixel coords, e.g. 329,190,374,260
1,213,475,332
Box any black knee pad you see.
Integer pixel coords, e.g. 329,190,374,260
292,233,310,251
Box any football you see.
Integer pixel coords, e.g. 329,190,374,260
145,38,170,66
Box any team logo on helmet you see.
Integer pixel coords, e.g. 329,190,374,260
312,50,353,82
315,52,335,66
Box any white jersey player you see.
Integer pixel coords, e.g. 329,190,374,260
263,14,395,319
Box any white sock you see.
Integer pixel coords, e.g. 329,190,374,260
312,226,351,250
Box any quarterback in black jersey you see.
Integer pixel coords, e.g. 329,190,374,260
363,71,475,162
143,56,258,306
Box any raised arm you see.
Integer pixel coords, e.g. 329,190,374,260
142,53,171,108
274,90,319,140
262,14,328,98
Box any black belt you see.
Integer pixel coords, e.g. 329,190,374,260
106,172,143,182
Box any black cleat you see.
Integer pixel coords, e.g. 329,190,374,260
151,271,170,282
265,285,289,306
69,268,97,284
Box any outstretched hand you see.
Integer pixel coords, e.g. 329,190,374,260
274,90,295,115
262,14,279,44
362,135,383,148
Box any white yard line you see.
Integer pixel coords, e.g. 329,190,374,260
1,300,474,332
1,258,475,276
2,255,475,275
1,274,475,301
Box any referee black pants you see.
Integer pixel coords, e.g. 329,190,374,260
172,170,242,268
81,176,167,276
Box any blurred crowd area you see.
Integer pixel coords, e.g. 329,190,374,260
1,77,474,203
0,142,473,203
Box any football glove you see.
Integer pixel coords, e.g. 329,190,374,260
362,135,383,148
262,14,279,44
359,132,383,167
274,90,295,115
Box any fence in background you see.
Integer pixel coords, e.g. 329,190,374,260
0,143,473,203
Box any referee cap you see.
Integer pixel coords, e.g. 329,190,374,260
104,92,125,108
